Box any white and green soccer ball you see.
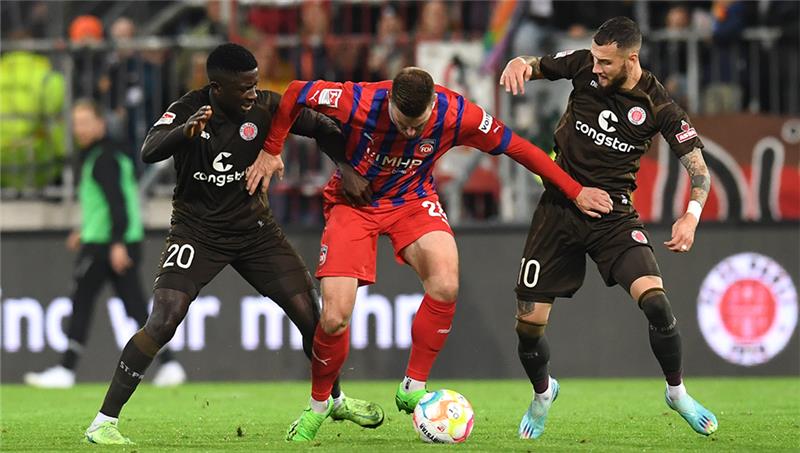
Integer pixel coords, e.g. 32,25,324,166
412,389,474,443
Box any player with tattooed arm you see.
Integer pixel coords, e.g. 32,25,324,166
500,16,717,439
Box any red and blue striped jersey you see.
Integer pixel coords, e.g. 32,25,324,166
263,80,582,206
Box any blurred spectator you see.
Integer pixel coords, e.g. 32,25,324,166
332,40,367,81
703,0,752,113
368,6,410,80
192,0,228,39
100,17,157,162
416,1,452,42
23,99,185,388
661,5,691,110
254,39,295,93
293,0,334,80
551,1,634,39
185,51,210,92
70,15,106,100
0,29,66,192
69,14,104,44
755,0,799,113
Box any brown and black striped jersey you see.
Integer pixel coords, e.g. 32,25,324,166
539,49,703,199
141,86,342,235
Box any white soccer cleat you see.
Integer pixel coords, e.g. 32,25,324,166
152,361,187,387
23,365,75,388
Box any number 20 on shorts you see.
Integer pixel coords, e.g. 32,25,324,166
518,258,541,288
163,243,195,269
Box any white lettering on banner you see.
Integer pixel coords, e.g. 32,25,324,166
187,296,220,351
394,294,424,348
45,297,72,352
241,296,303,351
2,290,421,353
108,298,139,348
351,287,393,350
3,298,45,352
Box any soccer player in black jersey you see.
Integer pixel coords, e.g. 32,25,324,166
84,43,382,445
500,17,718,439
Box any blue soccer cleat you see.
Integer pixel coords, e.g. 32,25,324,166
665,390,718,436
519,377,559,439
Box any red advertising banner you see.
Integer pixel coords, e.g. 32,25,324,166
634,115,800,223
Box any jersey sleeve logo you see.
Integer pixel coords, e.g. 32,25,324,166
318,88,343,108
479,108,494,134
154,112,176,126
675,120,698,143
554,49,576,59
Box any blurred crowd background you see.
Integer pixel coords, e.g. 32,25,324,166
1,0,798,227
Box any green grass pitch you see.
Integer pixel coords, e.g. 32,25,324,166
1,377,797,452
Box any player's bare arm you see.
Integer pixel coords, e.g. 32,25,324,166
141,105,211,163
500,56,544,96
680,148,711,207
664,147,711,253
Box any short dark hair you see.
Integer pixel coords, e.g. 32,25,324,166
593,17,642,50
73,98,104,119
391,67,435,118
206,43,258,79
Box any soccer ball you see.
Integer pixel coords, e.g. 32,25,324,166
412,389,474,443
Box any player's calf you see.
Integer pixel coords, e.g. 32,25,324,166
638,288,682,386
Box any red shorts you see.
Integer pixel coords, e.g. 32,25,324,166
316,195,454,286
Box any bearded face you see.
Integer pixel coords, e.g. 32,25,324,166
590,41,635,96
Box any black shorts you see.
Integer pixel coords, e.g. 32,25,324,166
154,221,313,302
514,189,661,302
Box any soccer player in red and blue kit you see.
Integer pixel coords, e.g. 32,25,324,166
250,67,613,441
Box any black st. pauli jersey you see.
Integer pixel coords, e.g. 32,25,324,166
540,49,704,199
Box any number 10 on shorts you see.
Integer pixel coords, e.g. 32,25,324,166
518,258,541,288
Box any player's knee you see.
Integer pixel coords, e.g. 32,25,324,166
638,288,677,330
145,290,189,345
515,319,547,341
425,275,459,302
319,312,350,336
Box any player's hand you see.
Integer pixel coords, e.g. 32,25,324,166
109,242,133,275
664,212,698,253
574,187,613,218
339,164,372,206
66,230,81,252
183,105,212,139
246,151,284,195
500,57,533,95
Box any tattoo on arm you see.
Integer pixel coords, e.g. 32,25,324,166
521,56,544,79
516,300,537,318
679,147,711,207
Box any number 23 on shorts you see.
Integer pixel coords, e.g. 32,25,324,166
422,200,449,225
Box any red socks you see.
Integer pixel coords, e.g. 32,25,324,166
405,294,456,381
311,324,350,401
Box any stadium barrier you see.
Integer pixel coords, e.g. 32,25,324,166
2,223,796,382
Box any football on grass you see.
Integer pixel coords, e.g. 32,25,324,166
412,389,474,443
